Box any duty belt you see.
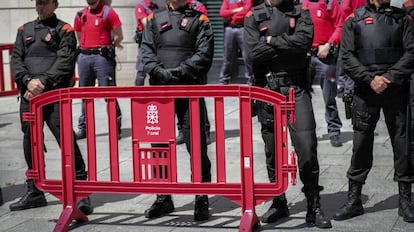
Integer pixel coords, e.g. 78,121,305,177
79,47,110,55
228,24,243,28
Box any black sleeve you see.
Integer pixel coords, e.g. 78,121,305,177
11,26,30,90
244,14,279,64
141,15,162,74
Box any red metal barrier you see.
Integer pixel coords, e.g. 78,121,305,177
0,44,18,97
23,85,297,232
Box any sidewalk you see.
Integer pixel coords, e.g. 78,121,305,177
0,86,413,232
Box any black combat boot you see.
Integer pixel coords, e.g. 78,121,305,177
398,182,414,222
305,188,332,228
144,195,175,218
260,194,290,223
194,195,210,221
333,180,364,220
78,196,93,215
9,179,47,211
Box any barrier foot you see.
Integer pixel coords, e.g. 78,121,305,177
53,207,88,232
239,210,260,232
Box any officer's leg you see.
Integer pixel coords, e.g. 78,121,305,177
9,98,47,211
237,27,253,84
257,102,290,223
135,47,146,86
288,88,331,228
94,55,122,139
316,57,342,146
76,54,96,139
382,90,414,222
43,102,93,215
219,27,235,84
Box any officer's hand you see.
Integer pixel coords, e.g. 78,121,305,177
151,66,179,84
23,90,35,101
370,75,391,94
167,65,196,83
317,43,330,59
27,79,45,96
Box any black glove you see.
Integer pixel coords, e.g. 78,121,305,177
167,65,196,83
150,66,179,84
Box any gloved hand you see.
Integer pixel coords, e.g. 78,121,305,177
150,66,179,84
167,65,196,83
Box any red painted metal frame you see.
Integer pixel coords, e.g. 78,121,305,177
0,44,18,97
23,85,297,232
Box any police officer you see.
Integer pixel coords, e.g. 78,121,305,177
74,0,123,140
302,0,344,147
333,0,414,222
9,0,92,215
244,0,332,228
141,0,214,221
219,0,253,85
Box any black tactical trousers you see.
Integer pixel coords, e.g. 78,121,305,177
258,88,320,190
20,98,87,178
347,87,414,183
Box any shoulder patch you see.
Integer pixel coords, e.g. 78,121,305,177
301,5,308,10
18,25,24,31
199,14,209,23
62,23,74,32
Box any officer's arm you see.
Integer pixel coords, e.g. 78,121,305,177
113,26,124,48
141,15,163,74
233,0,252,21
39,24,77,89
340,17,373,85
381,16,414,85
180,15,214,75
244,14,278,64
267,9,313,50
11,26,31,89
327,0,345,45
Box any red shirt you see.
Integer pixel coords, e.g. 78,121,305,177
74,3,122,49
301,0,345,47
135,0,153,32
340,0,365,17
220,0,252,26
188,0,208,16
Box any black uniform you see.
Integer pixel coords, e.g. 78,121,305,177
341,4,414,184
333,2,414,222
10,14,91,214
140,3,214,221
244,1,331,228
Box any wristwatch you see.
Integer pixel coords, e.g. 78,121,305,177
24,76,32,86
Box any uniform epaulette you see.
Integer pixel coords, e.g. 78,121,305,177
246,11,253,17
148,12,154,20
62,23,74,33
199,14,209,23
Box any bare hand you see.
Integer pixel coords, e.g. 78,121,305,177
317,43,330,59
233,7,243,13
27,79,45,96
370,75,391,94
23,90,35,101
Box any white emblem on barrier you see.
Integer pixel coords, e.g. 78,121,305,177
146,104,159,124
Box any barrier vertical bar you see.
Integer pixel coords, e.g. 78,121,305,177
238,88,259,232
107,98,119,181
85,99,97,181
189,98,201,183
214,97,226,183
54,92,87,232
0,50,4,92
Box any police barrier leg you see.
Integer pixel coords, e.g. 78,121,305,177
398,182,414,222
194,195,209,221
9,179,47,211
